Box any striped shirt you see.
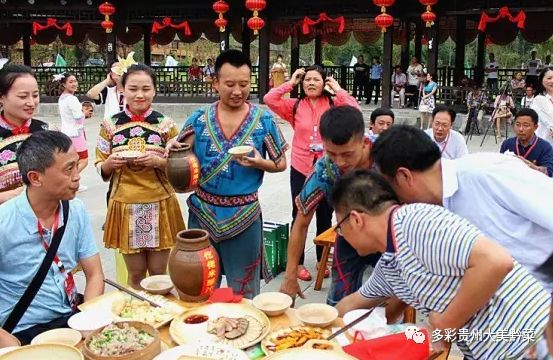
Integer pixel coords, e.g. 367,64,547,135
360,204,550,359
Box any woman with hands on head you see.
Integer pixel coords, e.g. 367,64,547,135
95,64,185,289
263,65,359,282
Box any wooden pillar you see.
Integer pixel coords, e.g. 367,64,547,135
426,21,439,76
219,28,230,53
241,17,251,60
454,15,466,86
258,22,270,103
143,24,151,66
400,20,410,70
22,25,31,66
290,32,300,98
314,35,322,65
381,27,393,108
414,19,422,63
475,31,485,87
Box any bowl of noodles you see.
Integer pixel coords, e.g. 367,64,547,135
82,321,160,360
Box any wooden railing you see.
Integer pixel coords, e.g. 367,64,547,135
32,65,528,102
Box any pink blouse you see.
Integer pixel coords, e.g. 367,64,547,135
264,82,359,176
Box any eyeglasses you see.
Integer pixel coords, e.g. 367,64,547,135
334,212,352,237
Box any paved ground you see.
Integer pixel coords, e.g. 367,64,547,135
38,102,498,358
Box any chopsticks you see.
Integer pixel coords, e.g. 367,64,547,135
103,278,162,308
326,300,388,341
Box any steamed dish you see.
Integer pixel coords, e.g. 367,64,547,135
87,323,153,356
112,298,173,325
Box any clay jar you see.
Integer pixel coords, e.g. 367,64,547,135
168,229,220,302
166,144,200,193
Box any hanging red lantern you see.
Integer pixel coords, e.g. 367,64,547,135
98,2,115,16
101,20,114,32
372,0,395,33
421,10,436,27
419,0,438,27
213,0,229,32
375,13,394,33
372,0,395,12
245,0,266,13
98,2,116,33
245,0,266,34
214,18,228,32
247,16,265,35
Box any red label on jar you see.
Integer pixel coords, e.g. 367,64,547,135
198,248,220,296
188,156,200,189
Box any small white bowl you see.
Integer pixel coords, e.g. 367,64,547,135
296,303,338,328
140,275,174,295
67,310,113,338
252,292,293,317
30,328,81,347
228,145,253,158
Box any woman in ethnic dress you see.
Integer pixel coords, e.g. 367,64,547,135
95,64,185,289
57,73,88,190
0,64,49,204
270,54,287,88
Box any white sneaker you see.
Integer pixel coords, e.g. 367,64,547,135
78,184,88,192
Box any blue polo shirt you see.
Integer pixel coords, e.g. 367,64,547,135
0,192,98,333
500,136,553,177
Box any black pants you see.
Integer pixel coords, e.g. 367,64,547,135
487,78,498,92
290,166,332,264
526,75,539,89
12,313,73,345
366,79,381,104
406,84,419,106
352,79,366,100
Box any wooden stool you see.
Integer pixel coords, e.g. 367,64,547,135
313,227,337,291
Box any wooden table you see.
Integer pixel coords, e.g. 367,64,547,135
80,291,451,359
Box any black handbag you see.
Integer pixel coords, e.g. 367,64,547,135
2,200,69,333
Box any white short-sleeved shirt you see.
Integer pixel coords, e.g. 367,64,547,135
486,61,499,79
442,153,553,289
58,93,84,137
360,204,550,360
407,64,423,86
425,128,468,159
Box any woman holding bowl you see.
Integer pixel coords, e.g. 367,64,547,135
95,64,185,289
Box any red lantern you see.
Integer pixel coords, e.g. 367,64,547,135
213,0,229,33
372,0,395,33
98,2,115,16
214,18,228,32
98,1,116,33
212,0,229,14
247,16,265,35
245,0,266,34
372,0,395,12
101,20,114,32
375,13,393,33
245,0,266,13
421,10,436,27
419,0,438,27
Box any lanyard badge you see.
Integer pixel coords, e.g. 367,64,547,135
37,209,78,310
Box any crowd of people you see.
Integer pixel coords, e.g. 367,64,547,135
1,49,553,359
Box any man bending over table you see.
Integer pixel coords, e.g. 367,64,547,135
333,170,550,360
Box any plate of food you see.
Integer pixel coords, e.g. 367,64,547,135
261,326,332,355
153,342,249,360
228,146,253,158
82,321,161,359
119,150,143,159
79,291,186,329
169,303,271,349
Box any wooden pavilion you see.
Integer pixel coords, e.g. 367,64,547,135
1,0,552,106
